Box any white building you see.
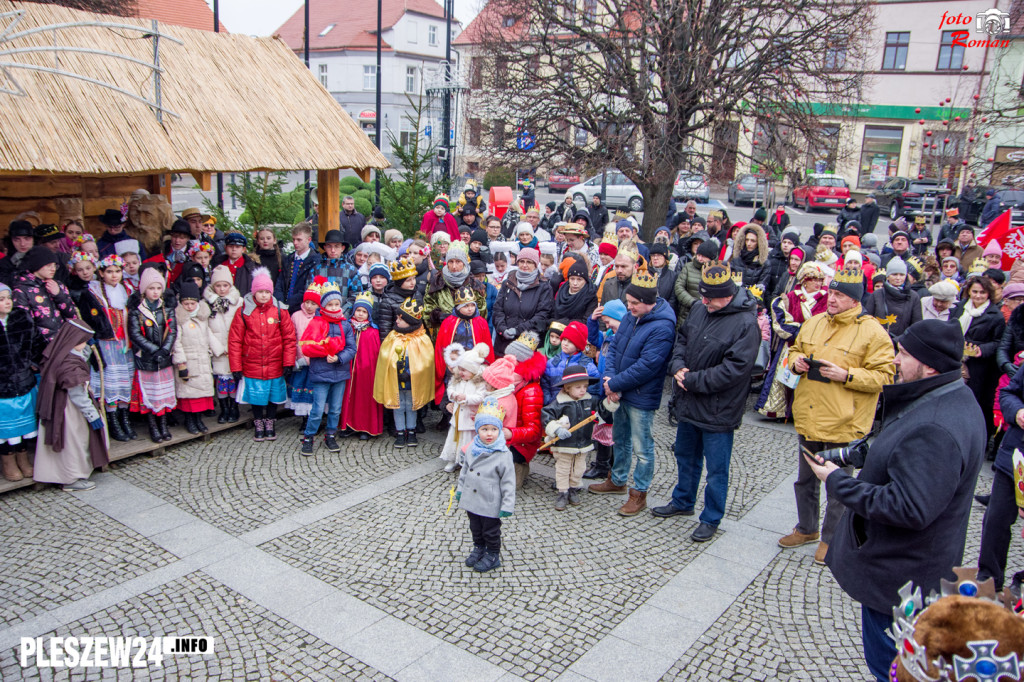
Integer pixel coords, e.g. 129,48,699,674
275,0,461,164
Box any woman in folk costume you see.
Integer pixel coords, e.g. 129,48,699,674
0,283,45,482
172,282,215,435
755,262,829,420
204,264,243,424
433,285,495,407
34,319,110,492
373,297,435,447
127,266,178,443
78,254,136,442
439,342,490,472
338,293,383,439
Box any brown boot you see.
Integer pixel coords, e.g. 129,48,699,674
618,489,647,516
588,474,627,495
2,454,23,482
14,450,33,478
778,528,820,548
514,462,530,489
813,541,829,565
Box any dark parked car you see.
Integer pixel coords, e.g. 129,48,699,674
727,174,775,207
960,187,1024,227
873,177,951,222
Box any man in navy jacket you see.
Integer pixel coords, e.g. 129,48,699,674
588,270,676,517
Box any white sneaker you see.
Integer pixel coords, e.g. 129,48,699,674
443,461,459,473
62,478,96,492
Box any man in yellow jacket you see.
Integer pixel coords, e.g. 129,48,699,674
779,267,895,564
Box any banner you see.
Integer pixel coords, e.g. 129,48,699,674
977,209,1021,270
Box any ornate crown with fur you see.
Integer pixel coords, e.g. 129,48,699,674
701,260,732,286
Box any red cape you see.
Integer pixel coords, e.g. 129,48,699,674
340,325,383,435
433,315,494,404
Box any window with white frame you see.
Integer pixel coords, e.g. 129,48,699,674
407,20,418,43
363,65,377,90
405,66,417,93
318,63,328,88
429,25,438,46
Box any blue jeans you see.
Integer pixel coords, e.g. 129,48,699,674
610,403,655,492
861,605,895,682
394,390,416,431
304,381,346,437
671,421,734,526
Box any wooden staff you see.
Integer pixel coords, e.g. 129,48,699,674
538,412,599,451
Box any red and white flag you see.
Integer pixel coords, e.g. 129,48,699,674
977,209,1022,270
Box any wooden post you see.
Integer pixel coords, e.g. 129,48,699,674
317,169,339,243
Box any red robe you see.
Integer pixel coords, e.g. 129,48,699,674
433,314,495,404
339,323,383,435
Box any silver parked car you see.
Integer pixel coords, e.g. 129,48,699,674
673,171,710,203
568,170,645,212
727,174,775,207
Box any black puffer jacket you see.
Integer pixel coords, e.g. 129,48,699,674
0,307,43,398
552,280,598,325
669,288,761,431
492,271,554,354
997,303,1024,376
377,282,419,339
127,291,178,372
759,246,790,296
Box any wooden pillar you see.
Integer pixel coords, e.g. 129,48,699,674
317,169,339,244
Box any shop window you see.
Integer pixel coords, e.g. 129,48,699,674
858,126,903,188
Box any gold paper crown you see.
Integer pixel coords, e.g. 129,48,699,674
748,283,764,300
319,280,342,298
389,256,417,280
914,214,927,224
730,271,743,285
630,267,658,289
833,268,864,285
476,398,506,422
354,291,375,308
400,297,424,320
548,321,567,333
701,260,732,286
601,232,618,246
708,210,724,220
618,238,639,262
615,209,631,219
513,330,539,351
969,258,988,274
822,223,839,235
453,286,476,306
906,256,924,274
873,268,887,279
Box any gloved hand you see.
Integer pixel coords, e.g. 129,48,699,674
178,368,189,379
153,349,169,363
283,366,294,380
455,491,461,501
88,418,104,431
555,427,572,440
502,328,517,340
232,371,243,382
499,511,512,518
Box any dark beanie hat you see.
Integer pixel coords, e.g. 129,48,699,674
649,243,669,257
753,207,767,222
470,259,488,275
546,201,557,212
22,245,59,273
470,228,488,244
178,281,201,301
984,268,1006,285
828,267,864,301
897,320,964,374
566,258,589,280
696,239,719,261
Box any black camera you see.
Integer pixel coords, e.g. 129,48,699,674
818,436,870,469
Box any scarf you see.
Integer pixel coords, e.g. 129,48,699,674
320,307,346,323
352,320,370,333
104,282,127,310
739,247,760,267
468,431,508,458
797,287,824,321
442,265,469,288
211,296,231,315
516,268,540,290
959,299,989,335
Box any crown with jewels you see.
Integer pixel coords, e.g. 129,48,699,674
389,256,417,280
731,271,743,285
708,210,724,220
476,398,506,423
630,266,658,290
969,258,989,275
888,567,1021,682
832,268,864,285
400,297,424,320
319,280,342,299
354,291,375,308
454,286,476,306
701,260,732,286
748,283,764,301
513,330,539,351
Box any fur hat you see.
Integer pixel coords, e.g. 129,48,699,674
250,267,273,294
482,355,517,390
443,342,467,371
456,342,490,376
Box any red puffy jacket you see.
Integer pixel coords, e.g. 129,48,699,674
507,351,546,462
228,296,297,380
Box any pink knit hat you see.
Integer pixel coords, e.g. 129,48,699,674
517,247,540,265
250,267,273,293
482,355,517,390
211,264,233,286
139,266,164,294
983,240,1002,258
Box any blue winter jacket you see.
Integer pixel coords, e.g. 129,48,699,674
308,319,357,384
541,350,599,404
604,298,677,410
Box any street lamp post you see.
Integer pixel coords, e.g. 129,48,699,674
375,0,382,205
303,0,311,219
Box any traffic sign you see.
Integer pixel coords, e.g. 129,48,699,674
517,131,536,150
424,125,432,137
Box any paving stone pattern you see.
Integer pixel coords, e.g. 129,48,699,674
0,490,176,628
0,572,393,682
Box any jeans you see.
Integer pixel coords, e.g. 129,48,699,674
861,605,895,682
610,403,656,492
671,421,735,527
394,390,416,431
467,511,501,551
978,469,1018,589
794,436,853,543
304,381,346,437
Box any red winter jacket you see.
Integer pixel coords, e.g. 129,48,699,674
228,296,297,380
507,351,546,462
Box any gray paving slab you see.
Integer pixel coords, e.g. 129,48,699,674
339,616,446,678
567,634,677,682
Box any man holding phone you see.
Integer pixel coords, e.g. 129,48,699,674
778,268,895,564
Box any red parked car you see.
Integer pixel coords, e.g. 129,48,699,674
791,174,851,211
546,168,580,192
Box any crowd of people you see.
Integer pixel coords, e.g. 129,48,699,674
0,187,1021,626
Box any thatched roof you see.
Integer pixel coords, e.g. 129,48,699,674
0,0,389,176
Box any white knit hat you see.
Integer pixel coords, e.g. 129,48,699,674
456,342,490,376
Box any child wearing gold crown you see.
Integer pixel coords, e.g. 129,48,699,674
338,293,382,440
298,281,356,456
286,278,323,428
455,397,515,573
373,297,435,447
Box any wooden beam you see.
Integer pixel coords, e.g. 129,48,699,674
317,169,339,244
190,172,212,191
355,167,371,183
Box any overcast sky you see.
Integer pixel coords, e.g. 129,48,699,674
207,0,482,37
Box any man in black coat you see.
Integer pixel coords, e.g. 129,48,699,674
859,194,880,234
339,195,366,247
653,262,760,542
589,194,610,235
805,319,985,682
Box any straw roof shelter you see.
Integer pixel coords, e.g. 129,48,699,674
0,0,387,238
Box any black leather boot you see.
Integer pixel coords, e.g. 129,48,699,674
157,413,173,441
195,413,209,434
217,397,229,424
184,413,200,435
118,408,137,440
147,414,162,443
228,398,240,423
107,411,130,441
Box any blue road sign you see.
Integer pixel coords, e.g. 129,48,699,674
516,131,535,150
424,125,432,137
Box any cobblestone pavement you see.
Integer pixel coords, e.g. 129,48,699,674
0,402,1020,681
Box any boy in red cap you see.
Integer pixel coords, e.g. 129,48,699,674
540,320,598,404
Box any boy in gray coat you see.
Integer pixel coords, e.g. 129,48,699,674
455,397,516,572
